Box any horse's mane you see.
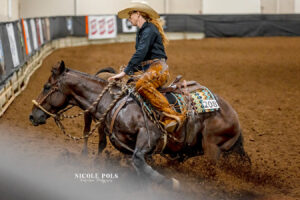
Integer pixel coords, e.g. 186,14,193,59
66,68,108,84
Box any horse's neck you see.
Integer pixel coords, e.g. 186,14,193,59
65,71,109,111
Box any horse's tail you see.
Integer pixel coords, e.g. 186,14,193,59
95,67,116,75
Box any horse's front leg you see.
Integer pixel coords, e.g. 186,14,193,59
132,127,180,190
97,126,107,155
82,112,92,155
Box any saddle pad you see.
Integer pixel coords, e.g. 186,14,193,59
172,87,220,114
134,86,219,119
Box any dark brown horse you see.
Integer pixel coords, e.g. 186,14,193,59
29,61,249,189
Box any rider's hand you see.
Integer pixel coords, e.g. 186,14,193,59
108,71,126,82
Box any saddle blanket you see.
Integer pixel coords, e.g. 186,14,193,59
138,86,220,118
168,86,220,114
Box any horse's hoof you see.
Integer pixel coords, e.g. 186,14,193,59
171,178,180,190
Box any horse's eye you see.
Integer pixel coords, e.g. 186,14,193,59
44,83,51,90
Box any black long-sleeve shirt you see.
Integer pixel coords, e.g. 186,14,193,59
124,22,167,75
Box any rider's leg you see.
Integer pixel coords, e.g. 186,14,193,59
135,61,185,132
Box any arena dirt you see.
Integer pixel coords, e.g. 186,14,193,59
0,37,299,200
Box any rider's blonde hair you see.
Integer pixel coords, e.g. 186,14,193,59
139,12,169,48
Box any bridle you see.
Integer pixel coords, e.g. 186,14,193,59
31,78,128,141
32,79,62,119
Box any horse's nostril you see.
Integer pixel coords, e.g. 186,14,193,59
29,114,34,121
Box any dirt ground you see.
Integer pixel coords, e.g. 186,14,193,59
0,37,299,200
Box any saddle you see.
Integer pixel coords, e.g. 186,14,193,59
123,74,219,116
159,75,203,94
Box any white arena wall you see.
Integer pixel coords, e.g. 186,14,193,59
295,0,300,13
0,0,19,22
1,0,299,22
19,0,203,18
202,0,261,14
18,0,299,18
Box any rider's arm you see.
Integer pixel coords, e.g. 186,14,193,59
123,26,157,75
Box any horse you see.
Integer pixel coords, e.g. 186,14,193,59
29,61,250,189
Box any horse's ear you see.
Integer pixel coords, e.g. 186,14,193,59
51,60,66,76
59,60,65,74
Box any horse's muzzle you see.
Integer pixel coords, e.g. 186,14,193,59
29,114,46,126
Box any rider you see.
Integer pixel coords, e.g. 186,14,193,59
108,2,185,133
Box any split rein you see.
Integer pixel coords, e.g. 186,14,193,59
32,78,182,152
32,81,126,141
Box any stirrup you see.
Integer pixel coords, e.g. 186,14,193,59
165,121,178,133
162,112,182,132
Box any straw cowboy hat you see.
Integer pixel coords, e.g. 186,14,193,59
118,2,160,19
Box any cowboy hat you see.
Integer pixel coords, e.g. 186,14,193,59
118,2,159,19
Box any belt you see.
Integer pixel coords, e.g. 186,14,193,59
140,58,166,67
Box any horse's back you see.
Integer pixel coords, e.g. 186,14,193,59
216,94,240,126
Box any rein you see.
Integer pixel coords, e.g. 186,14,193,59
32,79,125,141
54,82,127,141
32,75,183,155
32,100,57,118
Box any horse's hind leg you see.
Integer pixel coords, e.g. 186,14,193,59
202,134,221,163
82,113,92,155
132,128,179,190
202,124,227,163
225,134,251,165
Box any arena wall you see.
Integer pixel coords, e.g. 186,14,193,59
19,0,75,18
0,14,205,116
1,0,300,116
294,0,300,13
19,0,203,18
1,0,300,23
0,0,20,22
278,0,295,13
18,0,300,19
202,0,261,14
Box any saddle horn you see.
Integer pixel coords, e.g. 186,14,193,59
168,75,183,87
